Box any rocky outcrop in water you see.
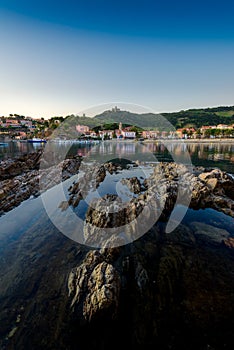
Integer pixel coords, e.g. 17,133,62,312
66,219,234,350
0,151,42,180
0,151,82,215
68,250,121,321
147,163,234,217
65,163,107,209
82,163,234,246
121,176,142,194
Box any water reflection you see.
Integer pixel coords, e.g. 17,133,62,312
144,142,234,173
0,141,44,160
0,141,233,173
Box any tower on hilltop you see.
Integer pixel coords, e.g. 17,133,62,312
112,106,120,113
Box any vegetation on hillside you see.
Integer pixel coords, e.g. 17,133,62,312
94,106,234,129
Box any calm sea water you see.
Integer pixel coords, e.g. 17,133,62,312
0,140,233,348
0,140,233,248
0,140,233,173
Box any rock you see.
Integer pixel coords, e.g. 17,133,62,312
83,262,121,321
68,250,102,307
121,177,142,194
82,162,233,248
0,152,82,215
206,178,218,190
68,250,120,322
190,222,230,244
104,162,119,174
0,189,5,199
58,201,69,211
166,224,196,246
198,169,234,199
0,150,43,180
134,262,149,291
223,237,234,249
198,173,210,182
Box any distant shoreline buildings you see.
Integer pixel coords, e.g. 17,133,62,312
0,112,233,140
75,122,234,140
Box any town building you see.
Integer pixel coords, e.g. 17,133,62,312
176,128,196,139
142,130,159,139
121,130,136,139
217,124,231,129
20,120,33,128
76,124,90,134
99,130,114,139
116,122,136,139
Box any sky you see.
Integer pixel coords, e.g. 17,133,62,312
0,0,234,118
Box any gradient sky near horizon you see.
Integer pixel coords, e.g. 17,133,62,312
0,0,234,118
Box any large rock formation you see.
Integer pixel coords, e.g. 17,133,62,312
0,151,42,180
0,151,82,214
68,250,121,321
121,176,142,194
82,163,233,246
66,220,234,350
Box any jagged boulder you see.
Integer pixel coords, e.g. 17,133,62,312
68,250,121,322
83,261,121,321
121,177,142,194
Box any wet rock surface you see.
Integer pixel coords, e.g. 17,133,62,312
0,151,42,180
121,176,142,193
82,163,233,246
145,163,234,218
68,250,120,322
0,151,82,215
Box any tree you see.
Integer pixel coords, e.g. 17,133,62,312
130,126,141,138
204,129,211,138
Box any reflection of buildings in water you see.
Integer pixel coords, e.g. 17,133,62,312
115,142,136,155
76,147,91,157
59,142,234,165
98,142,114,155
143,142,190,157
89,142,137,157
19,143,29,154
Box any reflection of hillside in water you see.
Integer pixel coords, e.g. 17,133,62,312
144,142,234,172
79,142,234,172
0,141,233,172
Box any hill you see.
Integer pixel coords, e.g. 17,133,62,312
94,106,234,129
94,110,168,129
58,106,234,132
162,106,234,129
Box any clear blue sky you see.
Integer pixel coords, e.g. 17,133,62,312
0,0,234,118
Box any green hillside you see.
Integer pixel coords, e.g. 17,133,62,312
94,110,169,129
60,106,234,131
94,106,234,129
162,106,234,129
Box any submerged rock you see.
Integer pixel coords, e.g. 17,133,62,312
190,222,230,244
68,250,120,322
83,261,121,321
223,237,234,249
